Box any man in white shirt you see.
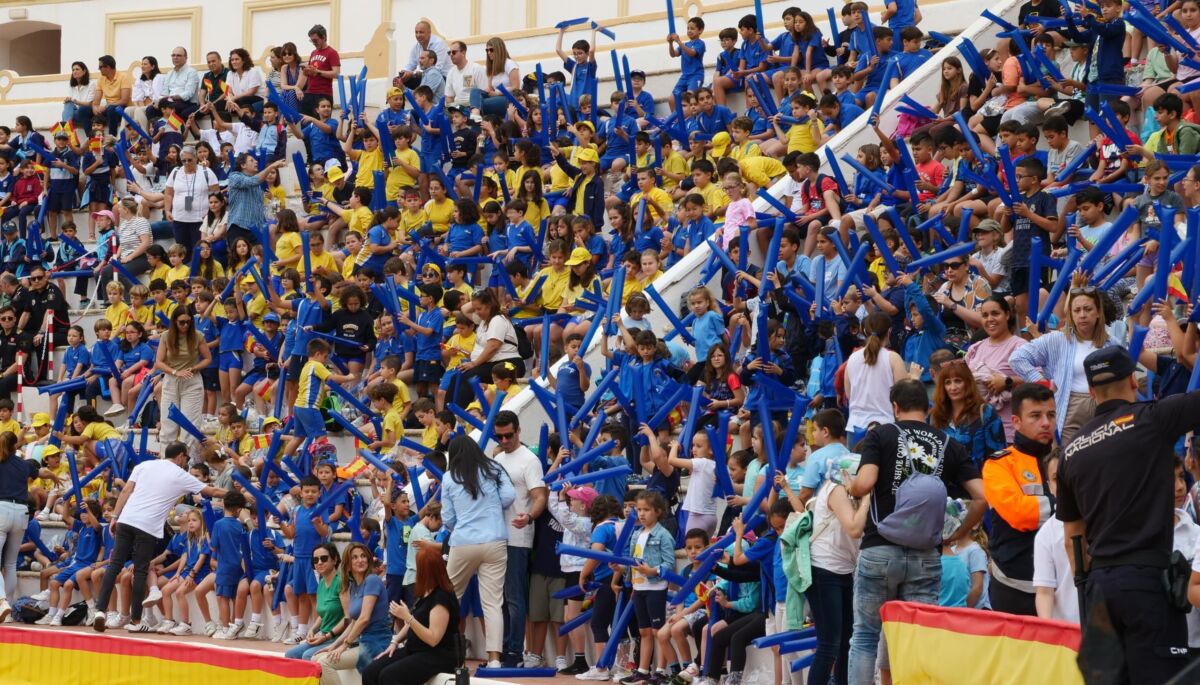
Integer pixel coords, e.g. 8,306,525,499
154,46,201,120
92,442,226,633
444,41,488,109
397,21,451,88
489,411,547,668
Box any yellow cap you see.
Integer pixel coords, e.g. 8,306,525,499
262,416,281,428
41,444,62,458
575,147,600,164
386,86,405,99
30,412,51,428
326,165,345,184
575,120,595,133
565,246,593,267
711,131,731,157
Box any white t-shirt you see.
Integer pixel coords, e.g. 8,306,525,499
119,459,206,537
1032,517,1079,623
226,68,265,99
809,480,859,575
682,457,718,515
493,445,545,548
489,59,519,89
780,175,805,214
445,63,488,106
1070,340,1096,393
632,530,668,591
473,315,521,364
166,166,219,223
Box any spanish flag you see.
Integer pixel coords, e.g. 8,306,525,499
1168,269,1187,302
88,136,102,154
165,111,185,132
337,455,369,481
249,433,272,450
881,601,1083,685
50,120,75,141
0,625,320,684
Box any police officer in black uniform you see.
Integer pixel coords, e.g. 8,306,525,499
0,305,29,395
1057,347,1200,684
16,266,69,382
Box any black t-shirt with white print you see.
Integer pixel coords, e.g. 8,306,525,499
858,420,980,550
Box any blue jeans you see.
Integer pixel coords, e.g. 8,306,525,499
847,545,940,685
806,566,853,685
502,545,530,659
285,637,332,660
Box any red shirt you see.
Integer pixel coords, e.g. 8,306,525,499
306,46,341,96
12,176,42,205
914,159,944,203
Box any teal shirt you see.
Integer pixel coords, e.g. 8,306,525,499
316,572,344,633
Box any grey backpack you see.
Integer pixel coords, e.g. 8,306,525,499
873,426,949,550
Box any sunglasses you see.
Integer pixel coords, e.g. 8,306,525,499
494,431,516,440
448,49,461,55
486,47,495,52
312,555,331,565
0,316,13,321
944,262,965,269
177,318,192,325
1069,286,1098,295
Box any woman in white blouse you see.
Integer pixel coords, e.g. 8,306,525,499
129,56,166,133
478,37,521,118
63,61,96,135
220,48,265,121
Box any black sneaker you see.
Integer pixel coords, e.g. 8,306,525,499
620,671,652,685
560,659,591,676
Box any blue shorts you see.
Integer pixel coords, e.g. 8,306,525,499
219,350,243,372
340,353,366,365
87,179,112,206
241,370,266,387
54,563,90,585
216,571,241,599
287,355,306,380
293,406,327,438
47,189,76,212
251,569,272,586
438,368,461,393
413,359,444,384
289,557,318,595
201,367,220,392
419,152,441,174
673,75,704,97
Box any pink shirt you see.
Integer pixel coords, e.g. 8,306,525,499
964,334,1028,442
721,198,755,248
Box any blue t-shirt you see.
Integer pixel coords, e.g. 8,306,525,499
349,573,391,628
939,554,970,607
681,40,707,81
251,528,283,573
63,343,91,377
771,32,798,71
857,51,897,91
588,519,619,581
696,105,736,135
90,340,118,374
183,537,212,577
716,48,741,78
118,342,153,369
805,32,831,70
602,116,639,157
740,38,769,71
633,224,665,253
292,502,324,557
218,317,246,353
446,222,484,255
894,49,933,80
887,0,919,31
211,516,248,574
385,515,415,577
564,58,598,109
800,442,851,489
363,224,392,274
415,308,445,362
556,358,590,410
70,526,100,566
691,310,725,362
506,221,537,265
303,119,342,163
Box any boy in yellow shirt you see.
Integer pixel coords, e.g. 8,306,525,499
690,159,731,218
386,128,421,203
0,398,21,437
164,244,190,285
129,284,154,327
345,123,384,190
411,398,439,450
149,279,176,322
774,92,824,154
366,382,404,452
103,281,132,329
400,189,428,240
728,117,762,159
629,168,675,226
285,339,356,460
375,356,412,418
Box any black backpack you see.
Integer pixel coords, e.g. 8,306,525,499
511,325,534,360
61,601,88,626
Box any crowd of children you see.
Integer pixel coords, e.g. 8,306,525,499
9,0,1200,683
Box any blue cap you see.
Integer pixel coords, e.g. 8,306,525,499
263,312,280,323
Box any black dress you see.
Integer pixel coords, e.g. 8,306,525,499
361,587,461,685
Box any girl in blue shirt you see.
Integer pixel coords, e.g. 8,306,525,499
443,199,484,259
497,200,537,268
575,495,625,682
161,509,213,636
40,500,103,626
686,287,729,365
607,203,635,271
116,321,154,412
60,325,91,413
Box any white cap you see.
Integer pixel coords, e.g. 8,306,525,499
324,158,342,173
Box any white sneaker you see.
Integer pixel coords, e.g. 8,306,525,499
203,621,218,637
85,609,97,626
49,614,63,626
30,590,49,602
487,660,502,669
0,599,10,624
34,511,49,522
125,621,155,633
35,612,54,625
577,667,612,681
30,561,42,571
110,614,130,629
282,630,303,645
212,626,232,640
225,623,243,639
169,623,193,636
556,656,570,672
142,585,163,606
156,619,176,634
242,622,262,639
104,403,126,417
524,653,545,669
269,620,287,643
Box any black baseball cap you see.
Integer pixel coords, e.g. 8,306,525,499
1083,347,1136,386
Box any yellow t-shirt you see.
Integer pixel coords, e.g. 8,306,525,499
572,174,596,216
486,168,518,199
340,250,358,280
105,302,132,329
729,141,762,160
387,148,421,201
0,418,20,437
165,264,190,286
296,359,331,408
401,209,428,240
35,461,69,491
661,150,689,190
534,266,571,311
152,299,177,323
150,263,171,285
266,184,287,208
739,156,787,188
622,274,644,304
307,251,338,279
630,187,675,226
444,331,475,369
424,198,455,234
563,276,604,311
347,207,374,236
390,379,412,414
130,304,154,327
274,231,302,276
246,293,268,328
868,257,888,289
351,147,385,189
634,151,656,169
382,406,404,445
81,421,122,442
510,279,542,321
549,145,597,191
420,424,439,449
523,198,551,231
695,183,731,216
786,119,825,154
100,72,133,103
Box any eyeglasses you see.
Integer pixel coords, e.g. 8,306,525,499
1069,286,1098,295
312,555,331,565
494,431,516,440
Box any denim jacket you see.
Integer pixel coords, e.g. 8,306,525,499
624,523,677,579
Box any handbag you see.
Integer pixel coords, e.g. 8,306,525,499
454,632,470,685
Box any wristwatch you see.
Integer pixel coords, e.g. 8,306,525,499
1004,377,1014,391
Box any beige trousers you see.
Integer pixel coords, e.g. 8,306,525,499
447,539,508,655
1061,392,1097,448
314,645,361,685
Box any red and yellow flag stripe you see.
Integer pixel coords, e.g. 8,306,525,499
881,601,1082,685
0,626,320,685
